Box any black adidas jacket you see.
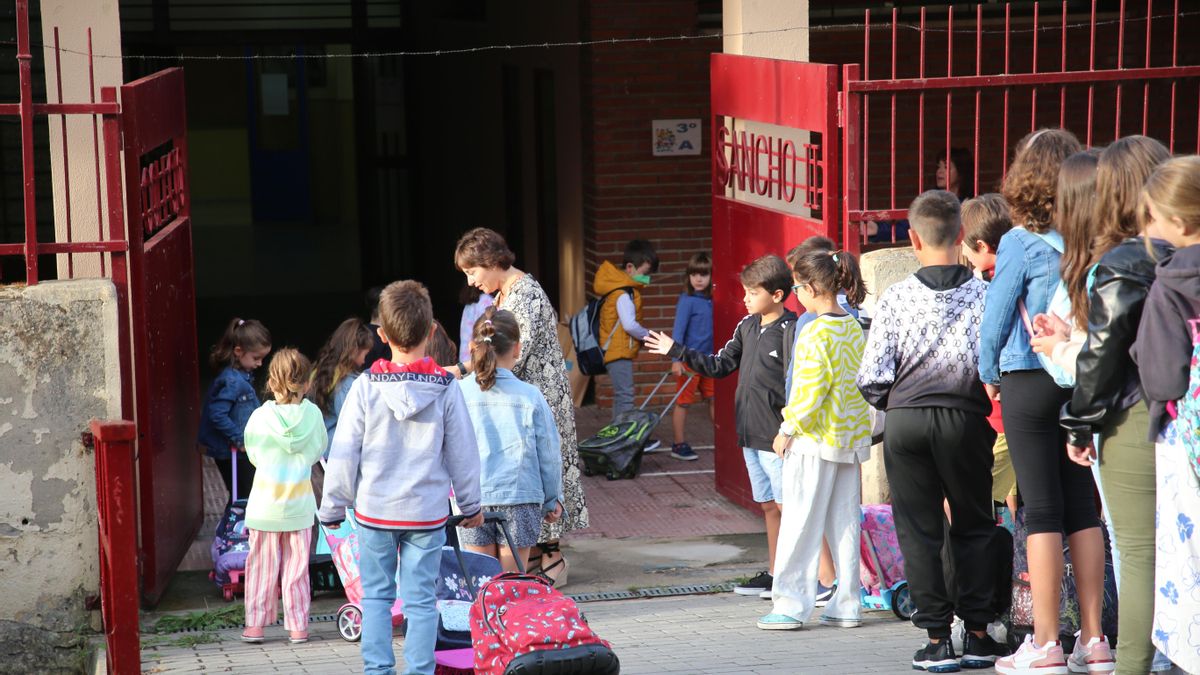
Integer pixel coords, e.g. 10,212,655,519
667,310,798,451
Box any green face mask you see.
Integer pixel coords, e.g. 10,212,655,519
632,274,651,285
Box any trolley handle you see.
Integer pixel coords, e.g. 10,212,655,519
446,510,526,601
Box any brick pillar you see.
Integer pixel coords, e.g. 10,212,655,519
580,0,713,411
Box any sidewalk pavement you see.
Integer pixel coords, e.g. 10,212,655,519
142,592,927,674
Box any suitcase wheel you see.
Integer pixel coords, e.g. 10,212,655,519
337,604,363,642
605,470,620,481
892,582,915,621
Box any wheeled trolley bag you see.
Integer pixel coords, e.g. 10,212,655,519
578,372,691,480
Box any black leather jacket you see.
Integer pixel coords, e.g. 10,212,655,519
1061,238,1174,447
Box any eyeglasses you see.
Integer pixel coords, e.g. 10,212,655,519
791,283,808,294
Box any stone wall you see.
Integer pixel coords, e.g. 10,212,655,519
0,279,122,673
858,247,920,504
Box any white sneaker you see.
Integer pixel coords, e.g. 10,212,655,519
643,439,662,453
1067,633,1115,673
995,635,1068,675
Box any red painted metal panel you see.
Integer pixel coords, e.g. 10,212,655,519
90,420,141,674
119,68,202,605
710,54,838,510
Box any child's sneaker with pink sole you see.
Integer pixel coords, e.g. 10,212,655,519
995,635,1068,675
1067,633,1115,673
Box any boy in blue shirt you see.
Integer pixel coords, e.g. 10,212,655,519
669,252,714,461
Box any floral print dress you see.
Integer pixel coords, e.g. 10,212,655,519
498,274,589,538
1152,420,1200,674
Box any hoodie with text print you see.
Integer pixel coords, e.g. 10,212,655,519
243,398,328,532
317,358,481,530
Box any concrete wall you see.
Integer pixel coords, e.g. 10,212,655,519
0,279,121,673
858,247,919,503
39,1,125,280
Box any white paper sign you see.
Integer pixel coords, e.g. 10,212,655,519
652,119,701,156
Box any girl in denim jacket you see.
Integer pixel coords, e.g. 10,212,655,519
457,308,564,575
197,318,271,501
979,129,1110,675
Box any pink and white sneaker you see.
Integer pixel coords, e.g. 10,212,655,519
1067,634,1115,673
995,635,1068,675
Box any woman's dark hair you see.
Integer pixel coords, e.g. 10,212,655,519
308,318,374,415
455,227,516,271
470,307,520,392
936,147,975,199
210,317,272,370
428,320,458,368
790,250,867,308
1055,152,1101,330
684,252,712,298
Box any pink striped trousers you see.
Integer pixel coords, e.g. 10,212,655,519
244,528,311,631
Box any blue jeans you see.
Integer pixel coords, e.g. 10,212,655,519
358,526,446,675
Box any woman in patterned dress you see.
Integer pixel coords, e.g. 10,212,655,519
451,227,588,586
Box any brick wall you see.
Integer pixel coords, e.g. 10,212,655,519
580,0,713,411
810,9,1200,217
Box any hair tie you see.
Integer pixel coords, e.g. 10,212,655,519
482,336,493,343
237,319,245,327
484,319,493,326
830,250,841,263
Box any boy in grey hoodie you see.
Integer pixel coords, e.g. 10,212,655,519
319,280,482,675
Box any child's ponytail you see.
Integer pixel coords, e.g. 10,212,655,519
470,307,520,392
267,348,312,404
210,317,272,370
833,250,867,308
790,249,867,309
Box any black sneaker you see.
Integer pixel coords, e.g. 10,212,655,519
733,571,772,596
913,640,961,673
670,443,699,461
960,632,1010,669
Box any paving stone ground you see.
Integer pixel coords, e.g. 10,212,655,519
141,592,927,674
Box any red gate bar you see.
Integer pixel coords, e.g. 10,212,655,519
90,420,141,675
842,2,1200,244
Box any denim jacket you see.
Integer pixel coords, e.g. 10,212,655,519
979,227,1064,384
197,367,260,459
321,374,358,460
459,369,563,512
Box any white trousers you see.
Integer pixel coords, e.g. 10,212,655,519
771,451,861,622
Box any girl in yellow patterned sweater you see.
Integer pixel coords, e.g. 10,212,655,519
757,248,871,632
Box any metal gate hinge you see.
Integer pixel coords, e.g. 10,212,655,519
837,96,844,127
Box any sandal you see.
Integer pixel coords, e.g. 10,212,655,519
537,542,570,588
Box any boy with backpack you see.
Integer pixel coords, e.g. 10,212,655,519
318,280,483,675
593,240,659,427
856,191,1008,672
645,254,797,597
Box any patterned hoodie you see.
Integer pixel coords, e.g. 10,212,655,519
317,358,481,530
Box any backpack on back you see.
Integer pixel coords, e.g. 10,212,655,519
1172,339,1200,482
568,287,632,376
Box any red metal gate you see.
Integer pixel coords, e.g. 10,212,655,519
710,2,1200,508
709,54,840,508
841,1,1200,248
0,1,200,609
119,68,202,606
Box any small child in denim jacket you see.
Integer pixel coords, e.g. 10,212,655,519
458,307,563,573
198,318,272,501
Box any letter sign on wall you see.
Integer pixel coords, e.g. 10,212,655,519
652,119,701,156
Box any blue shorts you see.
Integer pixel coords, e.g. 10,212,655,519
743,447,783,504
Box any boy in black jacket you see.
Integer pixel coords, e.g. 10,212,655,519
646,254,796,597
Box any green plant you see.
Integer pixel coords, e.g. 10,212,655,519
151,605,243,634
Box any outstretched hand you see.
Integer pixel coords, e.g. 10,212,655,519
644,330,675,356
